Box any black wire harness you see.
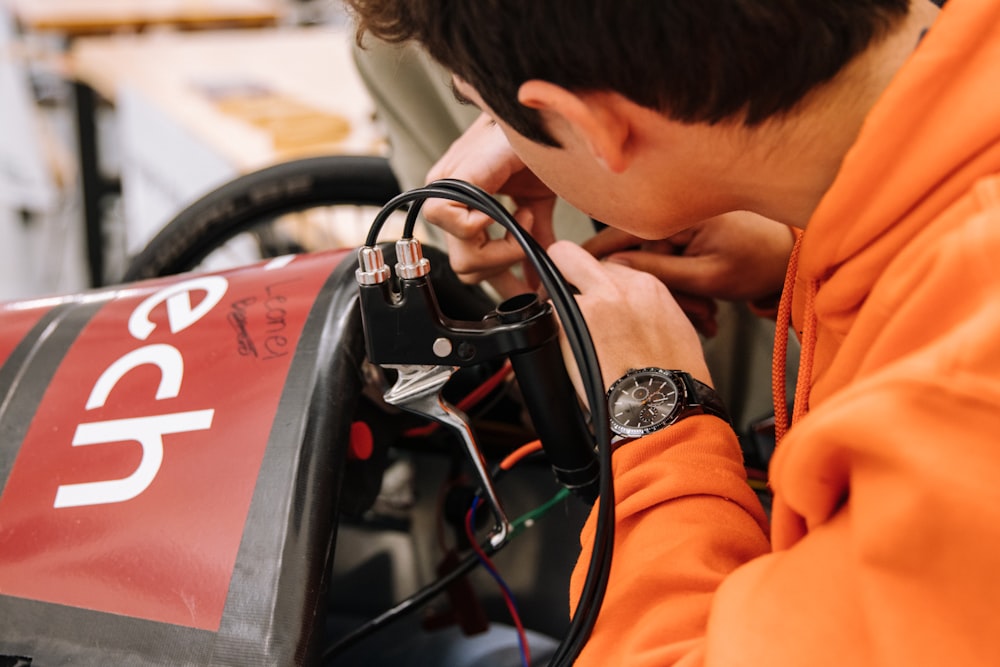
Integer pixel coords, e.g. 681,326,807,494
326,179,615,666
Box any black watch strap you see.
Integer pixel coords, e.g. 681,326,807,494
679,373,731,425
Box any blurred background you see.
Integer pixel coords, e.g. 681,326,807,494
0,0,387,300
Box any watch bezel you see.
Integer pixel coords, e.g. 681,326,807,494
607,367,688,438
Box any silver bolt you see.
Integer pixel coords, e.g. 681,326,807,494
432,337,453,358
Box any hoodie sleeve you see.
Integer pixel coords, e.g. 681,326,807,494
570,415,770,666
571,367,1000,666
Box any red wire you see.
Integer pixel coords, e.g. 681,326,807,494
464,504,531,666
404,360,514,438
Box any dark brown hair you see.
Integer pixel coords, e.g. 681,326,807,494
347,0,909,145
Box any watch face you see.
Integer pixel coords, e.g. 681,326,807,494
608,369,682,437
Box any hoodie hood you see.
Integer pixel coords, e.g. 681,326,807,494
783,0,1000,415
801,0,1000,287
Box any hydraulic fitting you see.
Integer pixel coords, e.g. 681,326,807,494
394,238,431,279
355,246,391,285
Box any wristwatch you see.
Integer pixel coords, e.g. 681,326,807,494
606,367,730,442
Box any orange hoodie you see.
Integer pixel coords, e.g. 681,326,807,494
571,1,1000,664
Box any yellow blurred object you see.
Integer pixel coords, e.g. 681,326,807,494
201,83,353,157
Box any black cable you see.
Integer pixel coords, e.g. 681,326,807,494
321,549,486,660
428,180,612,664
414,180,615,665
348,180,615,667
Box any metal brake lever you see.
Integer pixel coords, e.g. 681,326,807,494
382,363,512,549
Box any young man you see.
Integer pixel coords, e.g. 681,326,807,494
347,1,1000,665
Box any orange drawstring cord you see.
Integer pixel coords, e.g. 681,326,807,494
791,279,818,428
771,235,819,444
772,237,802,444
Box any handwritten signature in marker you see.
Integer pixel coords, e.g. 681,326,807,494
228,296,258,357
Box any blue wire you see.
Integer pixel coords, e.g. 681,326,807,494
468,496,530,667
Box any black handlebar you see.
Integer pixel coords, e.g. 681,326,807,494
358,260,599,502
495,294,599,502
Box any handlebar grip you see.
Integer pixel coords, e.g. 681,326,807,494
499,296,599,503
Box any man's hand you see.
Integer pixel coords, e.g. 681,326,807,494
584,212,794,302
424,113,557,296
582,212,794,335
547,241,712,394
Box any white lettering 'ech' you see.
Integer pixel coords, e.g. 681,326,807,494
128,276,228,341
53,275,229,509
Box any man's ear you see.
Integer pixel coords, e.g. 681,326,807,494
518,80,631,173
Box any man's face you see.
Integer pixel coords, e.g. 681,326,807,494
450,78,635,230
451,78,737,240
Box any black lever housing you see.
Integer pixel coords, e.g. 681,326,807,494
359,267,599,502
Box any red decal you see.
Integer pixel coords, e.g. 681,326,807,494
0,251,348,630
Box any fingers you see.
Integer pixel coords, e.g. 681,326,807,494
582,246,719,336
581,227,643,258
591,213,796,302
547,240,614,292
546,240,712,389
444,203,560,283
445,227,525,280
423,199,497,241
603,250,712,296
584,228,709,295
424,113,527,239
423,112,560,286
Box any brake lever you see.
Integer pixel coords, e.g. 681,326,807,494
356,239,599,503
382,363,511,549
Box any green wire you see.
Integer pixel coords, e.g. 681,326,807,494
510,487,572,539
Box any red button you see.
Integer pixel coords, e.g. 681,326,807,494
348,421,374,461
